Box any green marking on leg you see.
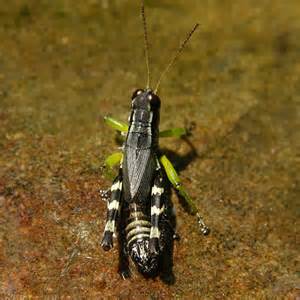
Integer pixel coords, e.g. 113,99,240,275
160,155,197,215
105,152,123,169
160,155,210,235
159,128,187,138
104,116,128,132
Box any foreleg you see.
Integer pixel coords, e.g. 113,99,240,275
104,116,128,132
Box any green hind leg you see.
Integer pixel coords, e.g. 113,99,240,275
159,155,210,235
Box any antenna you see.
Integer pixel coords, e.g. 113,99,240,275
154,23,199,94
141,0,151,89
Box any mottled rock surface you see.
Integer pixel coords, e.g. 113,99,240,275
0,0,299,298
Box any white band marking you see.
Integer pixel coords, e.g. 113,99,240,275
108,200,119,210
151,185,164,195
104,220,115,233
111,181,122,192
150,227,160,239
151,205,164,216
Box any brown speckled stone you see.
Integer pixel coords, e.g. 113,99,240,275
0,0,299,298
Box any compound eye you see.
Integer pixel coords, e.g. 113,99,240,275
148,92,161,108
131,89,143,100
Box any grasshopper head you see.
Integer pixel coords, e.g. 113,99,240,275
131,88,160,112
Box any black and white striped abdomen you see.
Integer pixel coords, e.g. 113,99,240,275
125,207,159,275
125,210,151,248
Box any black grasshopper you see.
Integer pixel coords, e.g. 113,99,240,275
100,1,209,279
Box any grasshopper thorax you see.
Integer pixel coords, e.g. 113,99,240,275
129,88,160,131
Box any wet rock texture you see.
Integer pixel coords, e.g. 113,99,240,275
0,0,299,298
